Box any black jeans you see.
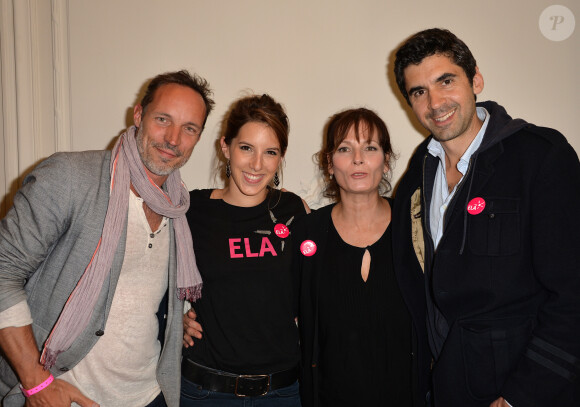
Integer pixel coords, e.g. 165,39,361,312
144,392,167,407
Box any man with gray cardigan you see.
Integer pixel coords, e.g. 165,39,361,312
0,70,214,407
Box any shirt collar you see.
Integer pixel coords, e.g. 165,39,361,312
427,106,490,175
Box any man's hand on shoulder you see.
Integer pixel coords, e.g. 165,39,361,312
26,378,98,407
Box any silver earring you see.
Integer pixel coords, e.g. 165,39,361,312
273,172,280,187
329,174,333,180
226,160,231,178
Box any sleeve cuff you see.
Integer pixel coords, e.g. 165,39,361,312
0,300,33,329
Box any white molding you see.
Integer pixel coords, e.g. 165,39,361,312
0,0,65,216
13,0,36,169
0,0,21,214
29,0,43,160
52,0,71,152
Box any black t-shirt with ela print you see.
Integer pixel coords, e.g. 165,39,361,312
184,188,307,374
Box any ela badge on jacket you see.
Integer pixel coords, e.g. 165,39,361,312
467,197,486,215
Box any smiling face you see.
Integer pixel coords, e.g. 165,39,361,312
133,83,207,186
221,121,282,207
404,54,484,145
329,124,388,198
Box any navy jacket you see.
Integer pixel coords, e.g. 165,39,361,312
392,101,580,406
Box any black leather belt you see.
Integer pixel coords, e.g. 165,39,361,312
181,358,298,397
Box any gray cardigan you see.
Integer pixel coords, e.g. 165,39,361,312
0,151,183,406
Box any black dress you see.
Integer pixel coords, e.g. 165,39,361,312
317,221,413,406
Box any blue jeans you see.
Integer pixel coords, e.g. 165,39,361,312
180,376,301,407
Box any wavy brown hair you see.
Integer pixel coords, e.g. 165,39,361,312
219,94,289,185
222,94,289,154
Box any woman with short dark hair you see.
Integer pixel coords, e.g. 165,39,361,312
295,108,418,407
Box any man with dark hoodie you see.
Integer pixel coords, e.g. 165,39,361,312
392,28,580,407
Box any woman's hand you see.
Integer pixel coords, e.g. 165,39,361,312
183,308,203,348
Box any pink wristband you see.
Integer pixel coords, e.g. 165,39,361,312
20,374,54,397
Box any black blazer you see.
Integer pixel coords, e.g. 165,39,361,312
393,101,580,406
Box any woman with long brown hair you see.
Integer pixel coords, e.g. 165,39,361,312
180,94,307,406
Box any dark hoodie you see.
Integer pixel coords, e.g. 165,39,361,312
422,101,528,358
392,101,580,406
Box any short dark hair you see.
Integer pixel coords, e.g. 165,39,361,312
140,70,215,130
317,108,394,201
222,94,289,156
394,28,477,105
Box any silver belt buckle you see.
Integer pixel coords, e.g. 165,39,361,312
234,374,270,397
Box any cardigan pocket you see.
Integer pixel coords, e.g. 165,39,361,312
460,316,533,400
468,198,520,256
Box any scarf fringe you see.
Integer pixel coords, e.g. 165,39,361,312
41,348,61,370
179,284,203,302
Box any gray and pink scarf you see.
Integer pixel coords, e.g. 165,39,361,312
41,126,202,369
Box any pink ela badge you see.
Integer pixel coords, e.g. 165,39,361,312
274,223,290,238
467,197,486,215
300,240,317,256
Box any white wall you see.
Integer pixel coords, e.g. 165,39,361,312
68,0,579,207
